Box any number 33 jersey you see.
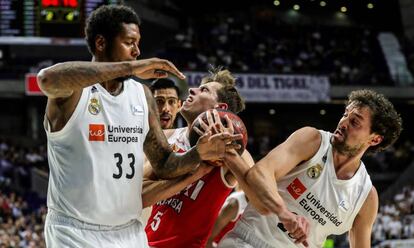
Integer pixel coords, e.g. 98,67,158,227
145,127,234,248
44,80,149,226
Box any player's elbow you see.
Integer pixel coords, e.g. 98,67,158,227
37,65,72,98
37,68,54,96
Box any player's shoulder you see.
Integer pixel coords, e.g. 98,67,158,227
288,126,321,146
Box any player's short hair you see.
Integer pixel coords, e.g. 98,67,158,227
85,5,141,55
201,67,245,114
150,79,180,97
347,89,402,153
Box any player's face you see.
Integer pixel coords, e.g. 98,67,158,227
331,102,380,156
181,81,222,122
153,88,181,129
108,23,141,62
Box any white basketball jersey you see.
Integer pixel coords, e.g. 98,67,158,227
223,192,248,221
239,130,372,247
45,80,149,226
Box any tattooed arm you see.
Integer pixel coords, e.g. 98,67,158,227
37,61,132,99
38,58,186,132
143,85,202,179
37,58,185,99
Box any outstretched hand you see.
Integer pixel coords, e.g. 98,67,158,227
132,58,186,80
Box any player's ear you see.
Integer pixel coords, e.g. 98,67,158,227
215,103,228,110
95,35,106,53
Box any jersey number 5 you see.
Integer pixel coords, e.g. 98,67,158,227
113,153,135,179
150,211,163,231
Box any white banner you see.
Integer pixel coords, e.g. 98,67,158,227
184,72,330,103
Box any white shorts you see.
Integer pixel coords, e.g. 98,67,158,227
45,210,149,248
218,221,275,248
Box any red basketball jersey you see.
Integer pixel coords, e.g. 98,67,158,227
213,217,240,244
145,128,233,248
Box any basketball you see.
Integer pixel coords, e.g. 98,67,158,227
189,109,248,155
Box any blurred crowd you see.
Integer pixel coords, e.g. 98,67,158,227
0,138,48,190
0,138,47,247
158,11,395,86
373,184,414,245
0,190,46,248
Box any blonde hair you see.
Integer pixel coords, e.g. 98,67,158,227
201,67,245,114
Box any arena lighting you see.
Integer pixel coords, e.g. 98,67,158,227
340,6,347,13
367,3,374,9
320,1,326,7
293,4,300,10
273,0,280,6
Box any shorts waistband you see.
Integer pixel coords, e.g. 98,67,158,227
46,209,138,231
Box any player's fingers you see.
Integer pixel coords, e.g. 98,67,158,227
198,118,209,132
225,143,241,151
163,59,186,79
151,59,185,79
224,114,234,134
215,123,224,133
294,234,308,246
227,133,243,141
153,69,169,78
206,110,213,124
199,130,212,142
193,126,205,136
212,110,224,131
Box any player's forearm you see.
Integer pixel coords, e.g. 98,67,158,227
155,147,201,179
224,153,278,214
142,163,212,207
245,165,287,215
142,176,186,208
37,61,132,98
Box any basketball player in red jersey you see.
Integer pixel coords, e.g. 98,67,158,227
142,68,254,248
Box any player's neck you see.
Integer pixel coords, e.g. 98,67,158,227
100,81,124,96
332,150,363,180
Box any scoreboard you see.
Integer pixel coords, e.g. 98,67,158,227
0,0,119,37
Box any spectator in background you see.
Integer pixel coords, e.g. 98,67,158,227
388,215,402,239
150,78,182,129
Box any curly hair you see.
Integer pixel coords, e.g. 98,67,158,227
85,5,141,55
347,89,402,153
201,67,245,114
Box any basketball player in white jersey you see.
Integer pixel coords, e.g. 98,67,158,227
37,5,241,248
219,90,402,248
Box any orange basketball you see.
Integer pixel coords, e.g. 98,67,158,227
189,109,248,155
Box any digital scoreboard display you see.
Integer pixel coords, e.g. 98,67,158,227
0,0,119,37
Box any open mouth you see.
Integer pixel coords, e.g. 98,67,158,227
185,96,193,103
334,129,345,139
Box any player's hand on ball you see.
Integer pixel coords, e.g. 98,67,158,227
195,130,242,162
